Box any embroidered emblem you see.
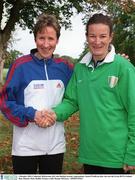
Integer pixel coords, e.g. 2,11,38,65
108,76,118,88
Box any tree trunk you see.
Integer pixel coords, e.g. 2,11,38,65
0,47,5,85
0,30,9,85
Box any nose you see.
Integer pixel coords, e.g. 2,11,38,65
43,39,49,48
95,37,101,44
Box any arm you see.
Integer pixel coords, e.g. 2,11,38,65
53,66,79,121
0,64,36,127
118,62,135,169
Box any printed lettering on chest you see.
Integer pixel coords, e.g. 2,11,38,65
33,83,44,89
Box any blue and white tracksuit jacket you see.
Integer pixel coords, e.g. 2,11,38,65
0,50,73,156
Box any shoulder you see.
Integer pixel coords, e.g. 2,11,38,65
115,54,130,63
13,54,33,69
75,62,86,69
53,58,74,69
114,54,135,75
6,55,32,82
70,63,83,74
114,54,134,68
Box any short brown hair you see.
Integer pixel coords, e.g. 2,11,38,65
34,13,61,39
86,13,113,36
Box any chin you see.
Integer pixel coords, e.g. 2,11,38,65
93,53,103,56
42,55,51,59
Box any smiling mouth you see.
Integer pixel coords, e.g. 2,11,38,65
41,50,51,54
93,46,103,49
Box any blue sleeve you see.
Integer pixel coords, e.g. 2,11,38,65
0,63,36,127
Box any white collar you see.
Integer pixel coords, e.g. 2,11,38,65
80,44,116,67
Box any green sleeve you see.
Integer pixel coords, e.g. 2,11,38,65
53,66,79,121
119,62,135,165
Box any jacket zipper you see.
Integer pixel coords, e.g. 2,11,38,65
44,60,50,154
44,60,49,80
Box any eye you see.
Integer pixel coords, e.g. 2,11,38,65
88,34,95,37
48,37,55,41
39,37,45,40
100,35,107,38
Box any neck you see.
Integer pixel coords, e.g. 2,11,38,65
35,52,44,60
93,57,105,63
92,53,108,63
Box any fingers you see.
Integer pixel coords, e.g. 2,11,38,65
121,53,129,59
40,109,57,126
34,110,42,120
118,53,130,61
34,110,43,125
35,118,51,128
44,109,57,123
123,164,135,173
34,109,57,128
123,164,128,173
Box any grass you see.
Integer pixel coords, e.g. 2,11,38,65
3,68,8,80
0,113,82,174
0,114,13,173
63,113,83,174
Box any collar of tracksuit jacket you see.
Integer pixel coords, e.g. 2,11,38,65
80,44,116,68
30,48,54,66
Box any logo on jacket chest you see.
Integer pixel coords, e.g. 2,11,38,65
56,83,62,88
33,83,44,89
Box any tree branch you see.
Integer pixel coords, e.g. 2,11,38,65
2,0,25,42
0,0,4,30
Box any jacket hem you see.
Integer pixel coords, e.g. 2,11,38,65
12,149,66,156
78,157,123,168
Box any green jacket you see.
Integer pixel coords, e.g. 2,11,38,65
53,45,135,168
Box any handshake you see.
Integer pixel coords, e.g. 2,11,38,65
34,109,57,128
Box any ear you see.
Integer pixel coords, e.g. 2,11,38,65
56,38,59,44
110,32,114,42
86,34,89,43
34,37,37,43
